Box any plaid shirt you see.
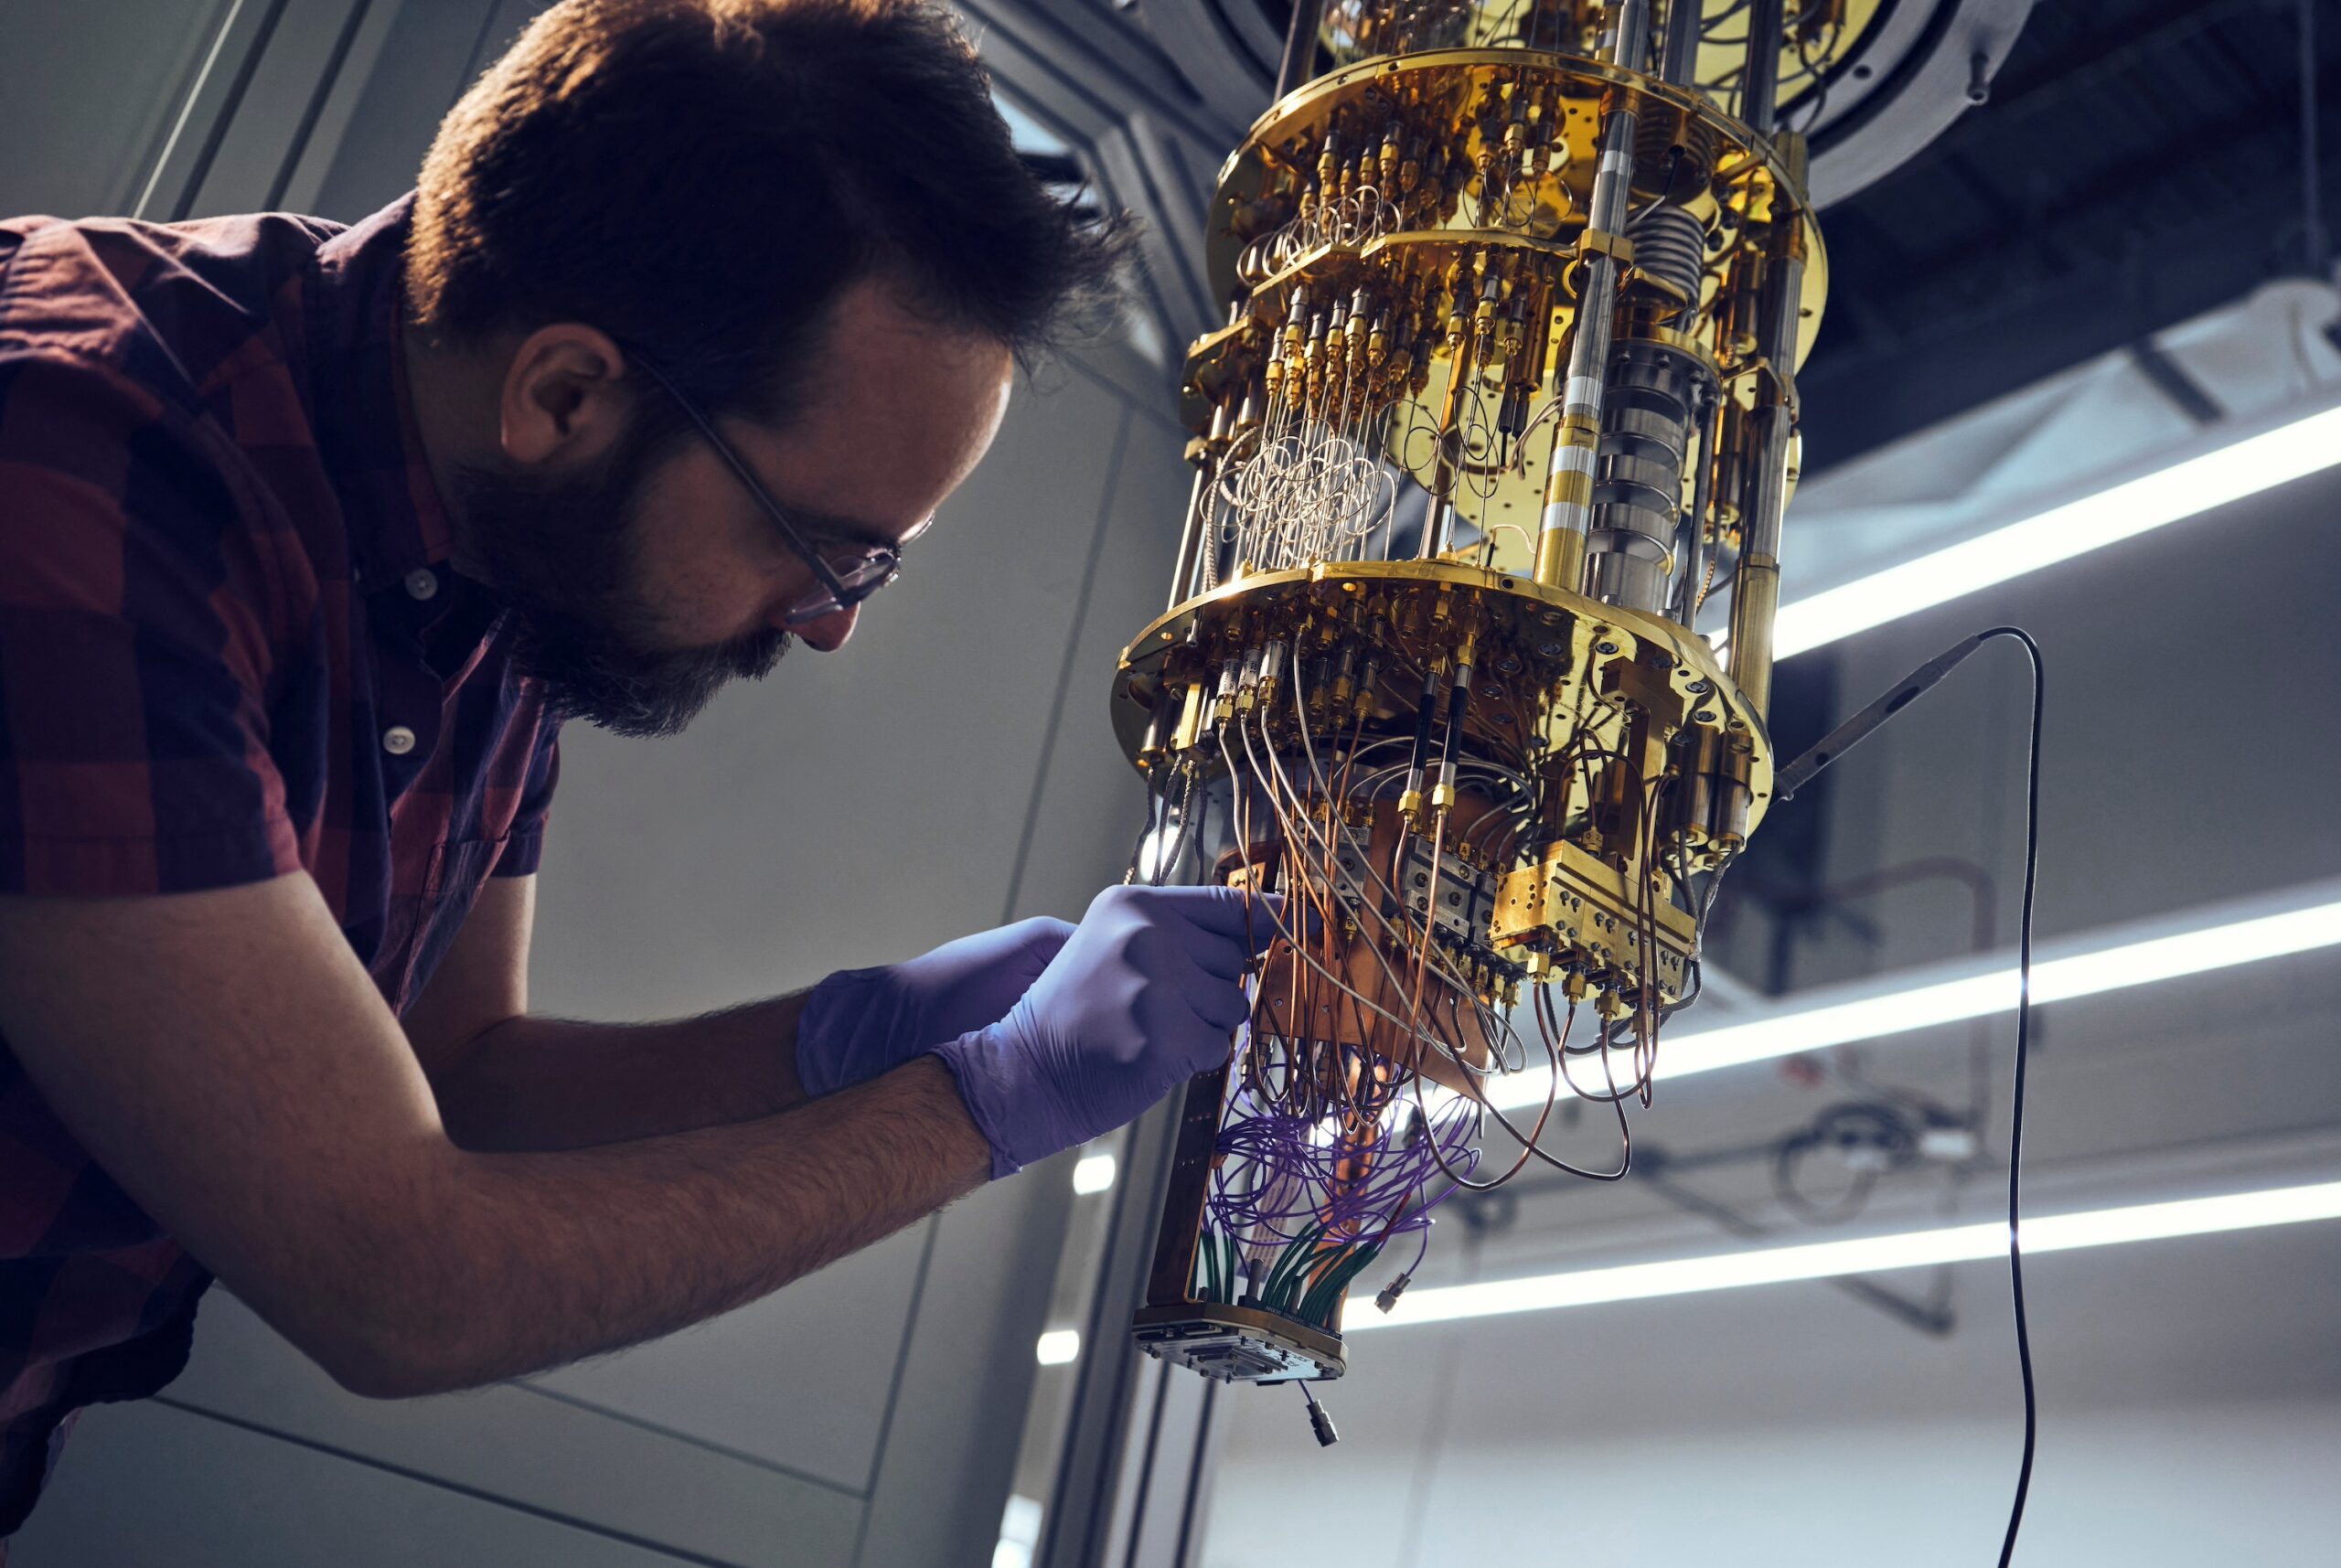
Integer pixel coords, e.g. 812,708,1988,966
0,196,561,1540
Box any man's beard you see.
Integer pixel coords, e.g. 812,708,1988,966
454,426,791,739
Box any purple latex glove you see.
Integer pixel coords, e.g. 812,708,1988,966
933,884,1274,1179
795,916,1074,1098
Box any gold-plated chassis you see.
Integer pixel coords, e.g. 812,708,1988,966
1184,48,1827,517
1125,0,1845,1389
1112,558,1774,820
1112,557,1771,1007
1203,48,1827,312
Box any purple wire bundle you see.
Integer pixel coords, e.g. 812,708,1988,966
1204,1072,1482,1268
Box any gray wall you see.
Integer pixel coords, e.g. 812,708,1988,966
3,3,1194,1563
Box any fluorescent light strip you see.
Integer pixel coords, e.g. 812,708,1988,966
1346,1179,2341,1330
1772,402,2341,658
1488,891,2341,1110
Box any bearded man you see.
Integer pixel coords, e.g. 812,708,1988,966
0,0,1266,1543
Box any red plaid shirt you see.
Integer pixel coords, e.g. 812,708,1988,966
0,196,561,1539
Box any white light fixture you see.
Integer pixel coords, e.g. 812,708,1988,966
1489,884,2341,1110
992,1493,1044,1568
1072,1153,1118,1195
1034,1328,1082,1365
1772,401,2341,658
1345,1179,2341,1330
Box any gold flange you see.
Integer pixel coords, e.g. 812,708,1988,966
1108,556,1775,844
1204,46,1829,354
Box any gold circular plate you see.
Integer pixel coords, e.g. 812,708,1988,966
1109,557,1775,841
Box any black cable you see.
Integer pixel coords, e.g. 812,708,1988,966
1995,627,2044,1568
1774,625,2043,1565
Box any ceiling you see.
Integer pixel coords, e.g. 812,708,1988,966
1798,0,2341,471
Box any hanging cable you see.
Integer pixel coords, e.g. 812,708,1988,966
1772,625,2044,1566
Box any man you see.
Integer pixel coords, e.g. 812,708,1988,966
0,0,1266,1543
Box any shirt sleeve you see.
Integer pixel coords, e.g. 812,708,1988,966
0,352,301,897
491,721,561,879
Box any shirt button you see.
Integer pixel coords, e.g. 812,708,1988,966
404,569,440,601
382,725,418,756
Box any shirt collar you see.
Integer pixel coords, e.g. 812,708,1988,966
303,193,461,594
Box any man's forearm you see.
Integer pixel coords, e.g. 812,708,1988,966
429,996,815,1152
328,1055,989,1397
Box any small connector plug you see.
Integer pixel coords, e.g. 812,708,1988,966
1375,1272,1412,1314
1299,1381,1339,1446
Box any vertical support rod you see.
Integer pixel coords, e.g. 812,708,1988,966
1613,0,1653,72
1533,0,1649,590
1674,382,1717,628
1276,0,1327,100
1168,404,1233,609
1662,0,1704,87
1418,326,1476,560
1742,0,1784,135
1726,132,1807,717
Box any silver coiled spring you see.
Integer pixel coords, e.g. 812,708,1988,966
1624,204,1707,306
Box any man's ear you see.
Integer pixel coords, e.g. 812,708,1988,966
499,324,631,467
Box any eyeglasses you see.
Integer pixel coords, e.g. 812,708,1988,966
630,357,903,626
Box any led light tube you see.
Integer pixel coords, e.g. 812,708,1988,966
1345,1179,2341,1330
1488,884,2341,1110
1771,401,2341,658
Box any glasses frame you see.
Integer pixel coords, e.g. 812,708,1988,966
629,356,903,625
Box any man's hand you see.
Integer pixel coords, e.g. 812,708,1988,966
795,916,1073,1097
934,885,1271,1178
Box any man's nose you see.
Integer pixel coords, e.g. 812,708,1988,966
786,602,860,652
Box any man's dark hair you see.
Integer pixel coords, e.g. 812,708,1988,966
408,0,1128,422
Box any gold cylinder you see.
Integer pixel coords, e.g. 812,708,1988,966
1726,552,1779,718
1533,525,1586,592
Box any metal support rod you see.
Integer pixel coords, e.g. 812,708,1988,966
1725,133,1806,715
1775,631,1995,803
1662,0,1704,87
1419,330,1476,560
1533,68,1642,590
1613,0,1653,73
1535,0,1654,592
1674,382,1717,627
1742,0,1784,135
1276,0,1327,101
1168,465,1213,610
1168,404,1233,609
